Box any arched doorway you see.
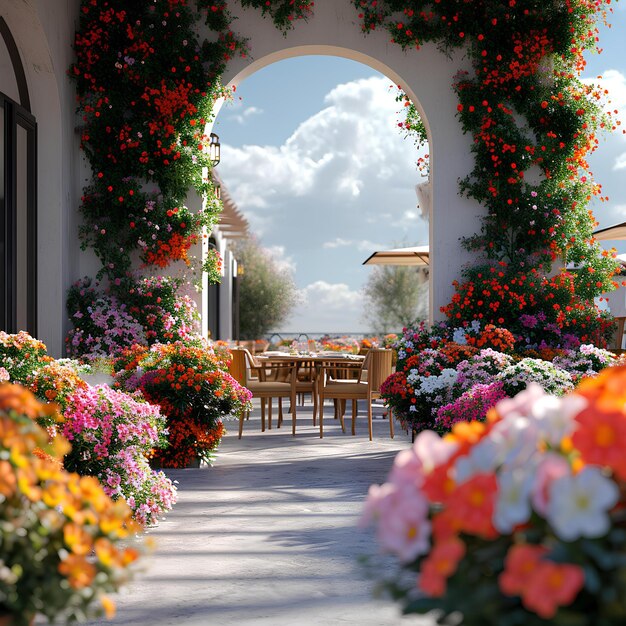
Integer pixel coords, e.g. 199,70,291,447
213,55,429,334
205,0,482,321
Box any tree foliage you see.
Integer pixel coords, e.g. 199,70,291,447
362,265,428,334
233,238,298,340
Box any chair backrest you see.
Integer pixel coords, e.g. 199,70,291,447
356,349,371,382
240,347,261,381
228,348,247,385
236,339,258,354
365,349,393,392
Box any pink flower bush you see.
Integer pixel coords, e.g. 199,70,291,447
63,385,176,525
552,343,618,383
435,381,507,431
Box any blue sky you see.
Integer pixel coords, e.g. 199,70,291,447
214,5,626,334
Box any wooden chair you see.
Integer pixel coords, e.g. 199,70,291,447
320,359,364,423
293,359,318,425
318,349,393,441
228,347,251,423
231,348,298,438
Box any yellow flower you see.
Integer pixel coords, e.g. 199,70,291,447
63,522,94,556
10,439,32,468
95,537,121,567
17,466,42,502
78,476,109,512
48,434,71,459
41,482,69,508
100,595,116,619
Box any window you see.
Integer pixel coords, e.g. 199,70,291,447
207,237,220,339
0,18,37,334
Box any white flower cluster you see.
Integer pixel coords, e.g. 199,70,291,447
414,368,458,397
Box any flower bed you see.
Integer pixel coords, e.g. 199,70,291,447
382,322,620,434
0,332,177,524
113,340,252,468
362,365,626,623
66,276,199,360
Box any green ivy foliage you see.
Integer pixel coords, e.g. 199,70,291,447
70,0,622,347
353,0,621,342
240,0,314,32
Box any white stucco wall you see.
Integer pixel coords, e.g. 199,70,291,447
213,0,481,322
2,0,81,356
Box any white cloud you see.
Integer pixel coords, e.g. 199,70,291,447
322,237,352,249
278,281,367,333
219,75,428,236
322,238,386,252
614,151,626,170
392,209,420,227
228,105,263,125
609,204,626,218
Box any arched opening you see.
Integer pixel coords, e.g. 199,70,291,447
209,1,480,325
212,53,430,335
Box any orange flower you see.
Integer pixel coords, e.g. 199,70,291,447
572,408,626,480
573,366,626,480
78,475,111,512
499,544,548,597
0,383,59,421
522,561,585,618
0,459,16,497
444,419,489,452
422,463,456,504
42,481,71,508
444,474,498,538
95,537,121,567
430,511,458,542
418,536,466,597
58,553,97,589
100,595,116,619
64,522,94,556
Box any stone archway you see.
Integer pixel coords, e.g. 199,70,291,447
208,0,484,321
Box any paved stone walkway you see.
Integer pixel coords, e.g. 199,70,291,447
95,401,436,625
